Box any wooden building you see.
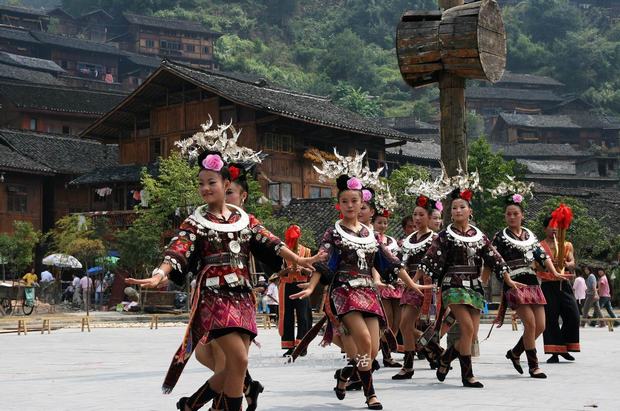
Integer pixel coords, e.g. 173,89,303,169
0,80,126,135
47,8,113,42
0,4,49,31
0,129,118,234
79,60,409,210
111,13,221,69
0,26,40,56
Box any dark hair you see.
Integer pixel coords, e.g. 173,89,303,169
401,215,413,229
228,163,249,193
336,174,362,199
543,215,553,228
415,195,436,215
197,151,231,180
505,196,524,212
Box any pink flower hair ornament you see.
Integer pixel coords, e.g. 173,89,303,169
347,177,363,191
362,189,373,202
202,154,224,172
435,201,443,212
512,194,524,204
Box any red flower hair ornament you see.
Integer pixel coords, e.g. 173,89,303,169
460,189,473,202
228,165,240,181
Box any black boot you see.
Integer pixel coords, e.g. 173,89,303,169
358,369,383,410
244,379,264,411
380,339,401,368
392,351,415,380
526,349,547,379
219,394,243,411
436,345,458,382
334,360,357,400
459,353,484,388
179,381,218,410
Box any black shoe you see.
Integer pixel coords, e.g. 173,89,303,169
298,348,307,357
546,354,559,364
529,370,548,379
346,379,362,391
333,369,347,400
245,380,264,411
436,360,450,382
391,369,414,380
383,358,402,368
560,353,575,361
506,349,524,374
366,395,383,410
282,348,294,357
462,378,484,388
176,397,188,411
417,351,426,360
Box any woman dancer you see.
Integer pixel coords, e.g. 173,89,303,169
292,152,425,409
393,193,443,379
417,172,512,388
127,121,323,411
372,202,404,368
489,181,564,379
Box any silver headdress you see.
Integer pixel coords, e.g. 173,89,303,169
448,163,482,194
312,149,382,188
374,180,398,215
489,175,533,199
405,165,453,201
175,115,262,165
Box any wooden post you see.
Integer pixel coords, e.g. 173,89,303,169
439,0,468,176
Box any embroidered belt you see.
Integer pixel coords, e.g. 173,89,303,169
443,266,480,289
506,259,536,279
202,272,252,291
203,252,248,267
336,271,374,288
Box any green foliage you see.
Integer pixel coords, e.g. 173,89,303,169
115,212,163,277
529,197,613,261
0,221,41,276
66,238,106,268
387,164,431,219
467,137,526,236
48,214,95,254
466,110,484,141
334,82,383,117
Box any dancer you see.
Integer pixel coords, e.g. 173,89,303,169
278,224,313,356
127,120,324,411
372,202,404,368
538,206,579,363
393,189,444,380
489,179,564,378
291,151,425,409
417,170,511,388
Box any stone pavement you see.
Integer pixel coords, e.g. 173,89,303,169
0,325,617,411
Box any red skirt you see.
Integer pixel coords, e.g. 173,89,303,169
505,285,547,310
199,288,257,342
379,283,404,300
400,287,424,307
332,285,384,319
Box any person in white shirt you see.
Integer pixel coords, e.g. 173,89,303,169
265,275,279,318
40,270,54,283
573,269,587,314
80,275,93,309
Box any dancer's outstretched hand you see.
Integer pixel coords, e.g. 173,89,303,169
125,275,167,289
296,250,327,271
290,283,314,300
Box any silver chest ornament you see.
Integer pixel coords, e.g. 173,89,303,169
335,221,378,271
502,227,538,262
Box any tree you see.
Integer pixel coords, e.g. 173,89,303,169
387,164,431,225
467,137,526,236
334,82,383,118
0,221,41,279
115,212,163,277
530,197,613,261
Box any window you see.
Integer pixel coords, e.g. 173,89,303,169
160,40,181,50
62,125,70,134
203,46,210,54
310,186,332,199
185,44,195,52
7,185,27,213
29,118,37,131
76,62,104,79
149,138,162,162
262,132,294,153
268,182,292,206
145,39,154,48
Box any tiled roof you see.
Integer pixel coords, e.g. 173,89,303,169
0,26,39,43
497,71,564,87
162,61,411,140
498,113,580,129
0,4,48,17
0,81,126,114
70,163,158,185
517,159,576,175
30,31,121,55
276,198,338,244
0,62,63,85
0,51,64,73
466,87,564,102
123,13,220,35
0,143,52,174
491,143,589,158
386,138,440,161
0,129,119,175
120,51,161,68
378,117,439,132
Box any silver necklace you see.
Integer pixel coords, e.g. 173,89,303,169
335,220,378,271
502,227,538,259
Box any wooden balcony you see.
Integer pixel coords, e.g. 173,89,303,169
73,210,139,230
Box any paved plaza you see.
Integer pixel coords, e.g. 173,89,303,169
0,324,618,410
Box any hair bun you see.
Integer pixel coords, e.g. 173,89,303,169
336,175,350,192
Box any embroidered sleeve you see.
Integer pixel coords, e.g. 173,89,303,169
481,234,509,281
533,244,547,266
374,241,404,280
163,219,198,276
248,214,285,255
419,235,448,282
316,228,339,285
